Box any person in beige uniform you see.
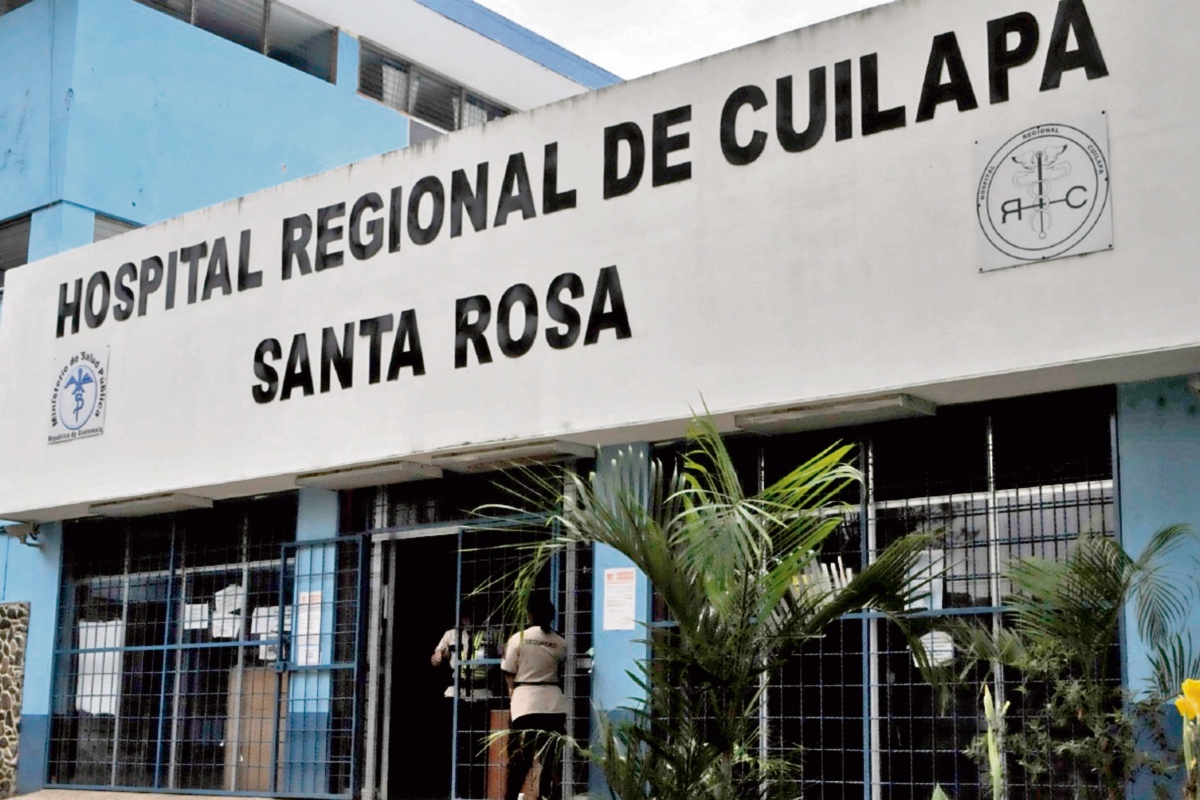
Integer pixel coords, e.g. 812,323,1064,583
501,595,567,800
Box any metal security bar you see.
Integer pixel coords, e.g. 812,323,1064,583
358,40,511,133
49,496,363,798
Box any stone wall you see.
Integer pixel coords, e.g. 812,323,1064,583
0,604,29,799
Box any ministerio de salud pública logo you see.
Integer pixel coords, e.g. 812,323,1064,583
976,112,1112,272
49,347,108,444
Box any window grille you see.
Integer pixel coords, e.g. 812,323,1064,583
653,387,1117,799
0,214,31,293
359,40,510,132
94,214,139,243
49,495,365,797
130,0,335,83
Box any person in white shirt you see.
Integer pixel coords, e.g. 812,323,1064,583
501,595,567,800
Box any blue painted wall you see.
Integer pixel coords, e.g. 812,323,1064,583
2,522,63,794
61,0,409,226
591,444,652,793
1117,377,1200,695
0,0,55,222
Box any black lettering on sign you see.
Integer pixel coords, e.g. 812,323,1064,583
916,32,979,123
408,177,445,245
584,266,632,345
603,122,644,199
497,283,538,358
280,333,314,400
652,105,692,186
85,271,111,330
203,237,232,301
834,60,853,141
455,295,493,368
777,69,826,153
1040,0,1108,91
237,230,261,291
349,193,384,261
387,309,425,379
451,165,488,237
495,153,537,227
282,214,312,279
57,278,83,338
138,256,163,316
860,53,906,136
113,262,137,322
252,338,282,404
320,322,354,393
389,186,403,253
358,314,394,384
316,202,346,270
545,272,584,350
165,251,178,310
988,12,1039,104
720,85,768,166
181,242,207,305
543,142,577,214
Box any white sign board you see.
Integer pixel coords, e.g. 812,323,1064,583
3,0,1200,520
603,567,637,631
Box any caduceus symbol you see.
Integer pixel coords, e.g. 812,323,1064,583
1010,145,1072,239
63,367,95,422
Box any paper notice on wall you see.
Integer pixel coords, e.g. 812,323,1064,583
212,583,245,639
183,603,210,630
295,591,323,666
76,620,124,716
603,568,637,631
251,605,293,661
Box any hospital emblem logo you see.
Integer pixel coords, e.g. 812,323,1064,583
49,347,108,444
976,113,1112,271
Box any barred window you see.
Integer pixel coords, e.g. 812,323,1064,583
653,386,1117,800
359,39,510,133
49,495,365,796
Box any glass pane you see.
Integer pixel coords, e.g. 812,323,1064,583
266,2,334,82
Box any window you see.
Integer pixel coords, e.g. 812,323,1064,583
359,40,511,133
130,0,335,83
653,387,1118,799
93,214,139,243
0,214,32,295
49,495,364,796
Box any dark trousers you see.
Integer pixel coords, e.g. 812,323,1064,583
505,713,566,800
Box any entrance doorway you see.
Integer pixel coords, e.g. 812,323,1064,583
361,525,592,800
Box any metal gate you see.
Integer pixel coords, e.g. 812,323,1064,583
361,524,591,800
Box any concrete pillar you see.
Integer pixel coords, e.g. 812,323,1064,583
590,443,652,795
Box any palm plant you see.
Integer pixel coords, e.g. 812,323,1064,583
957,524,1198,799
497,416,940,800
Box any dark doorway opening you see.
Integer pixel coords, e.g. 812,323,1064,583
387,534,458,800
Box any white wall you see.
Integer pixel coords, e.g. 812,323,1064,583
2,0,1199,520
